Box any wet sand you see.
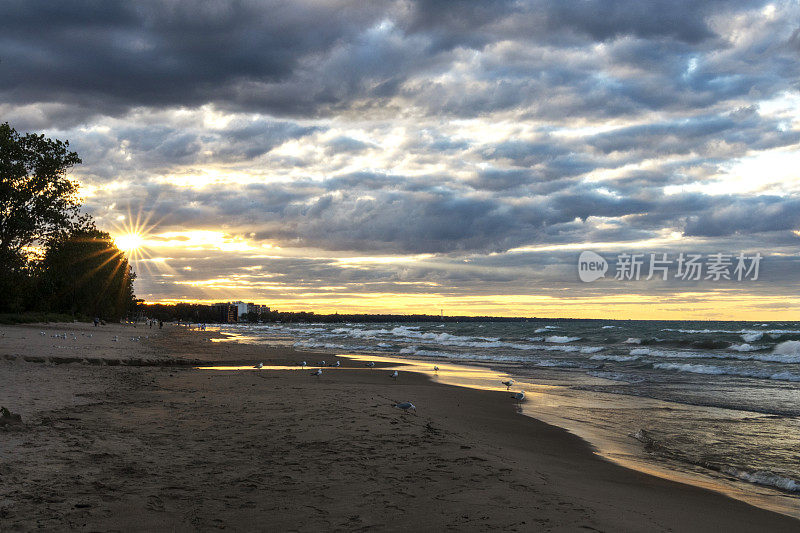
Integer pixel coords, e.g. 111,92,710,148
1,323,798,531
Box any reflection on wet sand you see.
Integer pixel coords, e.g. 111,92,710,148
196,351,800,520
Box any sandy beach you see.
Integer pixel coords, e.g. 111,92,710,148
1,323,798,532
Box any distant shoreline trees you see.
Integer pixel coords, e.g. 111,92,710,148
0,123,136,320
137,303,546,324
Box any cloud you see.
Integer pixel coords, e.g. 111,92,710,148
683,196,800,237
3,0,799,314
3,0,797,122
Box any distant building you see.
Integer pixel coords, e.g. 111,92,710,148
223,301,271,318
248,303,270,315
229,301,249,317
211,303,237,323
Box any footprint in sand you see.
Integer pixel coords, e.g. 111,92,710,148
146,494,165,512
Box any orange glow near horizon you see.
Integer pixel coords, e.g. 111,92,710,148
141,290,799,321
107,207,798,321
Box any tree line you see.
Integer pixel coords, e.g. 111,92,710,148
138,303,546,324
0,123,136,321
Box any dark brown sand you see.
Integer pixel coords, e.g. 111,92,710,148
1,323,798,531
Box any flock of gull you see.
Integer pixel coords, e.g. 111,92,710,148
4,329,527,410
247,358,526,412
33,331,152,345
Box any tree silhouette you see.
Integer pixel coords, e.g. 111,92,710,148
1,122,86,312
0,122,136,318
38,229,136,320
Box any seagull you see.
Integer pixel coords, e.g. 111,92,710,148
319,360,326,367
311,369,323,377
112,336,118,342
393,401,416,412
254,362,263,369
511,391,525,401
390,370,398,380
300,361,307,368
433,365,439,372
501,379,514,390
332,361,340,367
365,362,375,368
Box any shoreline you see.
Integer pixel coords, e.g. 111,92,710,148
203,337,800,522
1,323,798,531
215,327,800,519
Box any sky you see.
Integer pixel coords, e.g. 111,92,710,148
2,0,799,319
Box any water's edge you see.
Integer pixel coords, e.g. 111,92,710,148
203,331,800,521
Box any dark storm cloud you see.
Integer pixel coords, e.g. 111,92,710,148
540,0,753,43
0,0,396,115
586,107,800,157
62,116,321,182
3,0,796,121
683,196,800,237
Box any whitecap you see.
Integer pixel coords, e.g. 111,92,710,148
653,362,800,382
741,332,763,342
773,340,800,356
722,467,799,492
728,343,763,352
580,346,605,354
545,335,581,343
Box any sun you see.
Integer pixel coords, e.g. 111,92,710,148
115,232,144,253
109,204,176,282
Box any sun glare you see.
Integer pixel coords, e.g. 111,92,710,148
115,233,144,253
109,206,162,267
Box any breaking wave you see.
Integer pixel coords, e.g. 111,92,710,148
653,362,800,382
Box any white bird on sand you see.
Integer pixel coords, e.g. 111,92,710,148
254,362,263,369
501,379,514,390
113,336,118,342
394,401,416,412
390,370,398,380
332,361,340,367
300,361,307,368
365,361,375,368
311,369,322,377
319,360,326,367
512,391,525,401
433,365,439,372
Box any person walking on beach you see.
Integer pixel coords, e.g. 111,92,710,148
159,320,163,329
